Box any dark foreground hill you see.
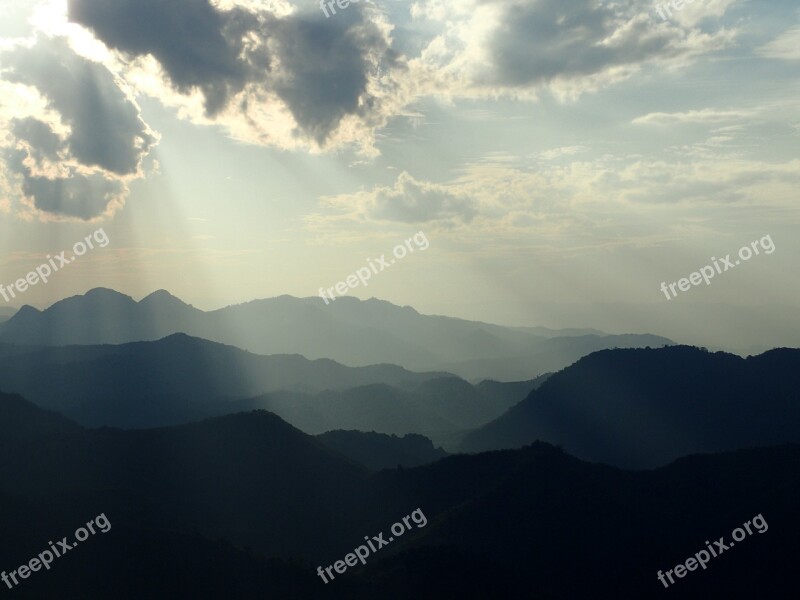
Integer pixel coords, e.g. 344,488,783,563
315,431,448,470
461,345,800,468
0,392,796,599
0,288,670,381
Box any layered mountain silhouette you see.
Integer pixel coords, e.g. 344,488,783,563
0,288,671,381
0,391,796,599
0,391,369,561
461,345,800,468
315,431,448,471
1,288,794,597
217,376,546,446
0,334,537,439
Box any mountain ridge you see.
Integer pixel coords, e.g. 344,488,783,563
0,390,795,598
461,345,800,467
0,333,536,439
0,288,673,381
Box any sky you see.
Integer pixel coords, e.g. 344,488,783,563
0,0,798,351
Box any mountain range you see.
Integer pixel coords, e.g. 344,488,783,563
0,334,541,442
1,288,795,597
0,391,796,599
0,288,672,381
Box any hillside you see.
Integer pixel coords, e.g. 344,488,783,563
315,430,448,470
0,391,795,598
222,377,542,445
461,346,800,468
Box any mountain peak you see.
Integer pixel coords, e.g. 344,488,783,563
46,288,137,310
13,304,41,317
140,289,188,306
83,287,134,300
158,332,199,344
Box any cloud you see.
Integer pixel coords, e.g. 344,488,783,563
659,0,740,28
3,37,156,176
67,0,408,153
8,117,63,164
490,0,659,87
308,147,800,242
322,171,479,224
538,146,590,160
5,146,127,219
13,0,742,163
410,0,737,100
757,25,800,60
632,108,756,126
0,36,157,220
267,9,404,146
68,0,250,116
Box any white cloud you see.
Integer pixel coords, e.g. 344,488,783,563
757,25,800,60
307,148,800,244
320,171,479,225
539,146,590,160
659,0,740,28
632,108,756,126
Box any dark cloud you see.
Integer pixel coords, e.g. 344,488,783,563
2,147,125,220
270,10,398,144
10,117,64,165
68,0,250,115
67,0,401,146
4,37,156,176
1,37,155,219
486,0,681,87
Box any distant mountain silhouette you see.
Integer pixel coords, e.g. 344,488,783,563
0,288,672,381
437,333,673,381
475,374,551,407
0,336,541,438
221,377,545,446
514,325,605,337
0,334,465,429
316,431,448,470
0,391,796,598
461,346,800,468
0,288,202,345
